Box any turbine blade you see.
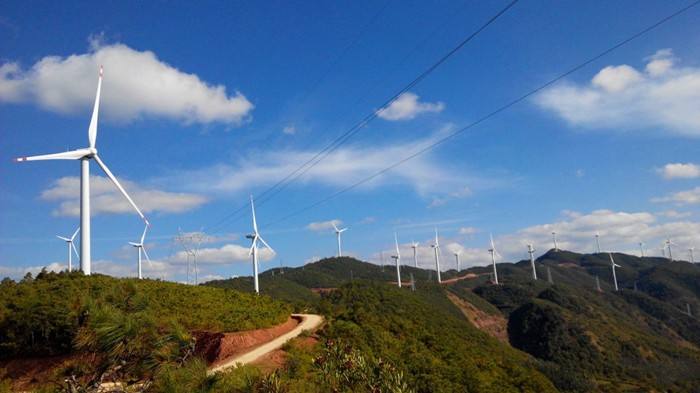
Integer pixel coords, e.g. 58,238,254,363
250,195,258,234
142,246,153,267
140,224,148,244
258,236,275,254
71,242,80,261
339,228,348,233
15,148,91,162
56,236,70,241
70,227,81,241
88,66,103,149
94,155,148,224
332,222,339,231
129,242,141,246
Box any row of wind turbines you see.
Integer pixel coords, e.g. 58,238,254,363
19,68,697,295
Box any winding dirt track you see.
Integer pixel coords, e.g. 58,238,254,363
208,313,323,374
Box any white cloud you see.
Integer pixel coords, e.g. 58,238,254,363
168,243,275,265
164,128,488,199
377,92,444,121
658,163,700,179
40,175,207,217
428,186,473,208
536,49,700,136
282,125,296,135
0,262,66,279
307,219,343,232
0,42,253,125
652,187,700,206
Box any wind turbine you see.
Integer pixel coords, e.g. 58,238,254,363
488,234,500,285
453,250,462,272
527,244,537,280
552,231,559,251
129,225,152,279
689,247,695,263
15,67,148,275
666,238,675,262
609,252,621,291
332,222,348,257
431,228,442,283
411,241,419,268
594,233,601,253
247,196,274,294
391,232,402,288
56,228,80,272
639,242,645,258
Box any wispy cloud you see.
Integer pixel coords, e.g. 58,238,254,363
307,219,342,232
0,41,253,125
168,243,275,265
40,175,208,217
652,187,700,206
377,92,444,121
536,49,700,136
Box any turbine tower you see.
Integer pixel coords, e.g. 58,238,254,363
431,228,442,283
453,250,462,272
411,241,419,268
15,67,148,275
488,234,500,285
247,196,274,294
595,233,601,253
609,252,621,291
332,222,348,257
552,231,559,251
56,228,80,272
689,247,695,263
639,242,645,258
391,232,402,288
129,225,152,279
527,244,537,280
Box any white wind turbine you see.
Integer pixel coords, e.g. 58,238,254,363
666,238,675,262
689,247,695,263
247,196,274,294
488,234,500,285
594,232,601,253
56,228,80,272
527,243,537,280
391,232,402,288
551,231,559,251
15,67,148,275
411,241,419,268
332,222,348,257
129,225,152,280
609,252,621,291
431,228,442,283
453,250,462,272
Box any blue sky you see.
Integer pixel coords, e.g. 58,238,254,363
2,0,700,282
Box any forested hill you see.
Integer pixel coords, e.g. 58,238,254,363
206,252,700,392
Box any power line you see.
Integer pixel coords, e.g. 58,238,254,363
261,0,700,229
205,0,520,234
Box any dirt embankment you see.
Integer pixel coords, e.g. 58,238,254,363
440,272,479,284
194,316,301,366
446,292,508,342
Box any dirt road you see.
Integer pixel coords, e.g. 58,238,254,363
208,313,323,374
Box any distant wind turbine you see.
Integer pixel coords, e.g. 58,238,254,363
609,252,621,291
552,231,559,251
639,242,645,258
594,233,601,253
689,247,695,263
247,196,274,294
15,66,149,275
488,234,500,285
56,228,80,272
454,250,462,272
332,222,348,257
129,225,152,280
411,241,419,268
666,238,675,262
391,232,402,288
431,228,442,283
527,244,537,280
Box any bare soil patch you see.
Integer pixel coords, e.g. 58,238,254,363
447,292,508,342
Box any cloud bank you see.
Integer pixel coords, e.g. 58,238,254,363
0,42,253,125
